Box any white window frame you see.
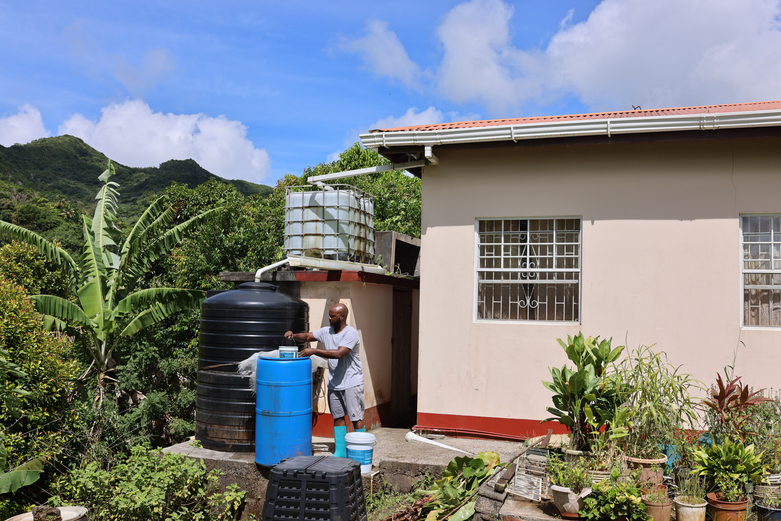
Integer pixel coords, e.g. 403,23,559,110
474,217,582,323
741,214,781,328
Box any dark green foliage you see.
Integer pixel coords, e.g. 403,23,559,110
0,276,86,516
581,475,647,521
49,444,246,520
160,179,285,290
0,242,70,298
113,311,201,446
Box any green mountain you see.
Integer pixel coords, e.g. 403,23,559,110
0,135,272,218
0,135,273,254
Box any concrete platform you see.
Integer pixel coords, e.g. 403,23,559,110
163,428,559,521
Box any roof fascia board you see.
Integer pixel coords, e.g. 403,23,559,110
360,109,781,150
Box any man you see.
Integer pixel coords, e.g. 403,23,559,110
284,303,364,457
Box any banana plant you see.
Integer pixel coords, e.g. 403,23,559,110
0,160,220,404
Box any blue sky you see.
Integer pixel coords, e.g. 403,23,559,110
2,0,781,186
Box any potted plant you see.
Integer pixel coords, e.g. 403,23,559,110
542,333,624,453
548,454,593,518
742,396,781,493
616,345,702,485
673,474,707,521
580,470,646,521
642,489,672,521
581,406,629,484
692,437,767,521
756,489,781,521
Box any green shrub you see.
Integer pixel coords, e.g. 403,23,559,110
580,475,646,521
0,242,70,298
0,276,84,468
50,444,246,521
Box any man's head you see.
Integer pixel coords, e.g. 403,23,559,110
328,303,348,330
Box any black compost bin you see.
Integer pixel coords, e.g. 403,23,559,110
195,282,309,452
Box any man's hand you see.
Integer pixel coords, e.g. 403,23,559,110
284,331,294,339
300,347,316,357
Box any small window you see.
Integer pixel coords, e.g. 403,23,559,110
476,218,581,321
742,215,781,326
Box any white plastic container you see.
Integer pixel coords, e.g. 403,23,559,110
345,431,375,474
278,346,298,359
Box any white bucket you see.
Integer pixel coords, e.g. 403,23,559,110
345,431,375,474
279,346,298,359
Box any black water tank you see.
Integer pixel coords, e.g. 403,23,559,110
195,282,309,452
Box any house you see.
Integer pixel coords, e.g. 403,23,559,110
359,100,781,440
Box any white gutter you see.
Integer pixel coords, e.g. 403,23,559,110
255,258,291,282
359,109,781,150
309,159,426,185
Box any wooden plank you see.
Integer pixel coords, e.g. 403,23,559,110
495,463,517,493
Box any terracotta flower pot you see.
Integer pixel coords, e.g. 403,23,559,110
550,485,592,519
705,492,749,521
626,454,668,485
673,496,707,521
642,495,672,521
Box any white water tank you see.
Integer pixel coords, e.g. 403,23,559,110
284,185,375,264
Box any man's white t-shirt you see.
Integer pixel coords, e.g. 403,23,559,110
313,325,362,391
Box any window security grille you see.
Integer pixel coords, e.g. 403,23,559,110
476,218,581,321
742,215,781,327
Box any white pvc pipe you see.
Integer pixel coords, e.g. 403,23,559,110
405,431,474,455
254,258,291,282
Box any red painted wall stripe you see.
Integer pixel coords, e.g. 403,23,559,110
415,412,569,440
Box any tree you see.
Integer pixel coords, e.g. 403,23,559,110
0,161,219,403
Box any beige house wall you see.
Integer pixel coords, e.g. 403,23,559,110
300,281,411,415
418,136,781,427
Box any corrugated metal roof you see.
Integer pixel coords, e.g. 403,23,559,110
370,100,781,133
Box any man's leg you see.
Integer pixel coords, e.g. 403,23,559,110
344,384,365,432
329,389,349,457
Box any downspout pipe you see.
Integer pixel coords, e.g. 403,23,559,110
254,258,291,282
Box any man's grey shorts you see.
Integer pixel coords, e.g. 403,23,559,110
328,384,364,421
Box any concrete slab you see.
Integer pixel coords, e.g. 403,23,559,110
164,427,543,520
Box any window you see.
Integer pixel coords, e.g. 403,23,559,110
742,215,781,326
476,218,581,321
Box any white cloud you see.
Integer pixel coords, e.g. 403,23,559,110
370,107,445,130
59,99,271,184
326,150,342,163
339,20,424,88
433,0,781,115
544,0,781,110
112,49,176,96
0,105,50,146
436,0,543,115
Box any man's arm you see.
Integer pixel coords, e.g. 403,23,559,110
300,345,350,359
284,331,317,343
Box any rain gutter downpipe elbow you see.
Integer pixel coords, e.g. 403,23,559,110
255,258,291,282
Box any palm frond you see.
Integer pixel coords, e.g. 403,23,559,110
92,161,120,253
118,196,175,259
114,287,205,315
118,288,205,337
31,294,93,328
117,207,221,297
77,216,107,329
0,221,76,281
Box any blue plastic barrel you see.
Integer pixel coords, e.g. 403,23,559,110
255,356,312,466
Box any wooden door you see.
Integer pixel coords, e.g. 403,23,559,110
391,288,413,426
